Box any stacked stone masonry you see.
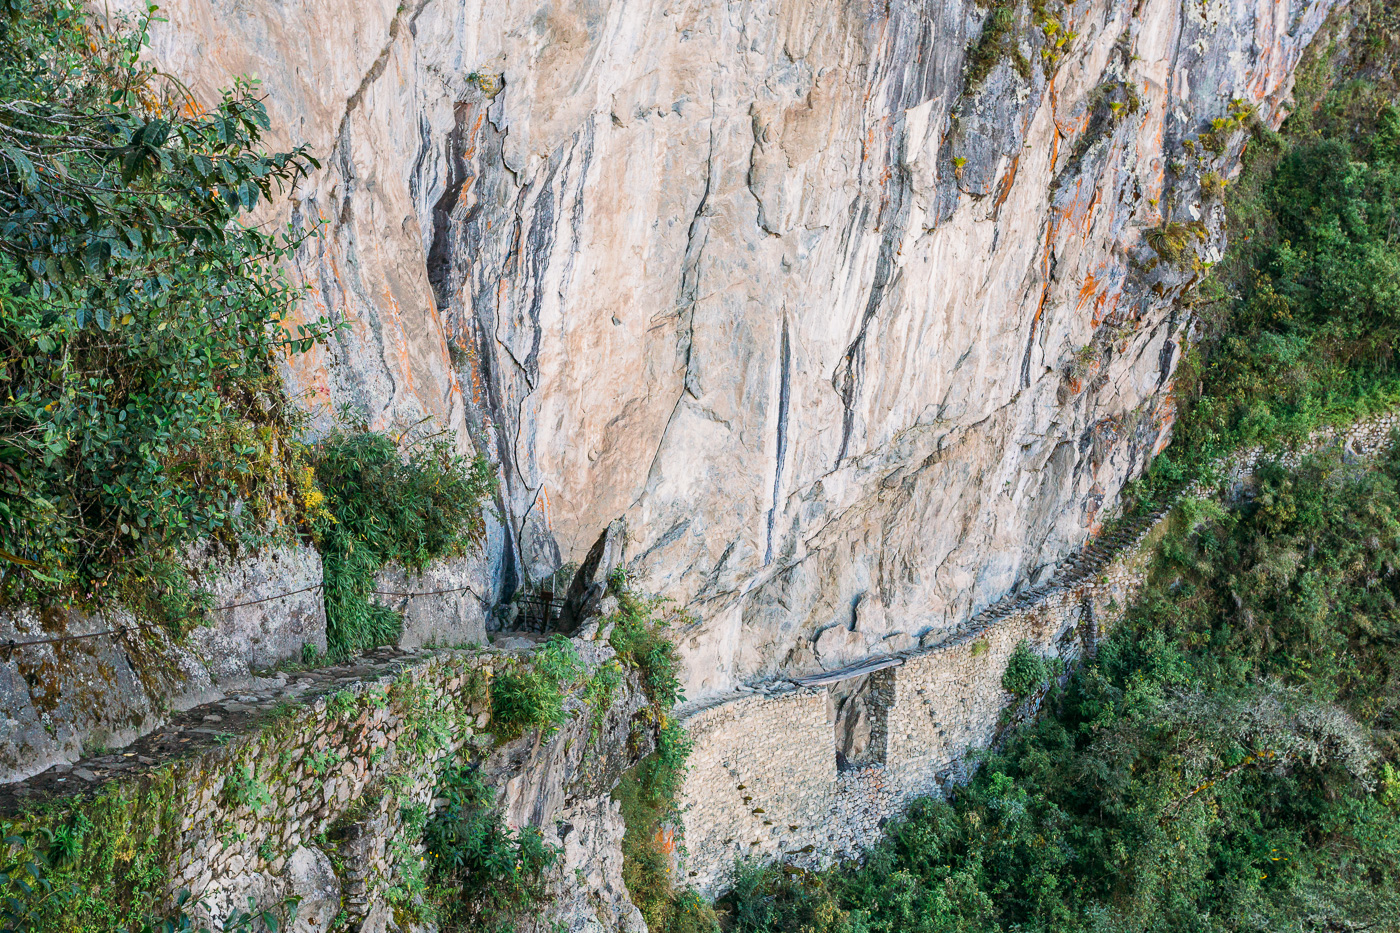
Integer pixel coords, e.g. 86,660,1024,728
678,411,1400,895
0,639,650,933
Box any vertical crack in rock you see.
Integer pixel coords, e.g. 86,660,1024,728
521,167,558,390
676,104,718,400
1157,306,1180,387
832,177,910,467
633,99,719,509
1021,280,1048,390
765,317,792,566
331,0,428,147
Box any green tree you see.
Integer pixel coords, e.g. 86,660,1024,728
0,0,326,621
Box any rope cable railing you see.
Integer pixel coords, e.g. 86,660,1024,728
0,579,485,656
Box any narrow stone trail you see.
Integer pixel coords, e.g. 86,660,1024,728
0,646,432,814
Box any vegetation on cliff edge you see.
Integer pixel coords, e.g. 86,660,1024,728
609,572,720,933
719,444,1400,933
0,0,326,622
0,0,493,660
1135,0,1400,503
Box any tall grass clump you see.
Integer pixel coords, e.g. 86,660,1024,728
311,427,492,659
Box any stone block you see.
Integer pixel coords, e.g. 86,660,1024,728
373,555,488,650
196,540,327,670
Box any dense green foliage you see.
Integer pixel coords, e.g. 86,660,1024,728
606,573,719,933
0,0,328,621
721,450,1400,932
0,774,292,933
488,634,584,739
1137,1,1400,503
1000,640,1051,699
608,571,685,710
421,763,558,933
310,428,492,659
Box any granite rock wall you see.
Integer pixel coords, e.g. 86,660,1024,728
121,0,1339,702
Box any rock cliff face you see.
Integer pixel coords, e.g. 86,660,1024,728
130,0,1333,702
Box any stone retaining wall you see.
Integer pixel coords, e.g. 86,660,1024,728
2,638,650,933
679,690,834,884
676,547,1150,894
678,410,1400,895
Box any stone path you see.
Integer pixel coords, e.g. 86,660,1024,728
674,495,1177,725
678,411,1400,893
767,409,1400,701
0,646,436,814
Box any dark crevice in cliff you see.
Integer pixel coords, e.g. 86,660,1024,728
765,318,792,566
421,91,529,600
1020,240,1055,390
426,101,476,313
833,162,913,467
520,171,558,391
1156,306,1181,387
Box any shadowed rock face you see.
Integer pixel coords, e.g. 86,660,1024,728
131,0,1334,702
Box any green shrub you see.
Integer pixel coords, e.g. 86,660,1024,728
964,5,1022,90
718,862,849,933
607,570,684,709
422,763,558,933
1132,5,1400,508
1000,640,1048,698
0,0,326,623
605,572,713,932
1144,219,1205,263
221,766,272,815
311,428,493,659
489,635,583,740
581,658,624,743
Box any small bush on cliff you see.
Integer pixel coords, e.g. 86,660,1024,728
1000,640,1048,698
311,426,493,659
422,763,558,933
0,0,328,622
488,634,583,739
965,6,1021,89
608,570,684,709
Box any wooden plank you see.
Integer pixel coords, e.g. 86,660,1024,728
790,654,904,686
